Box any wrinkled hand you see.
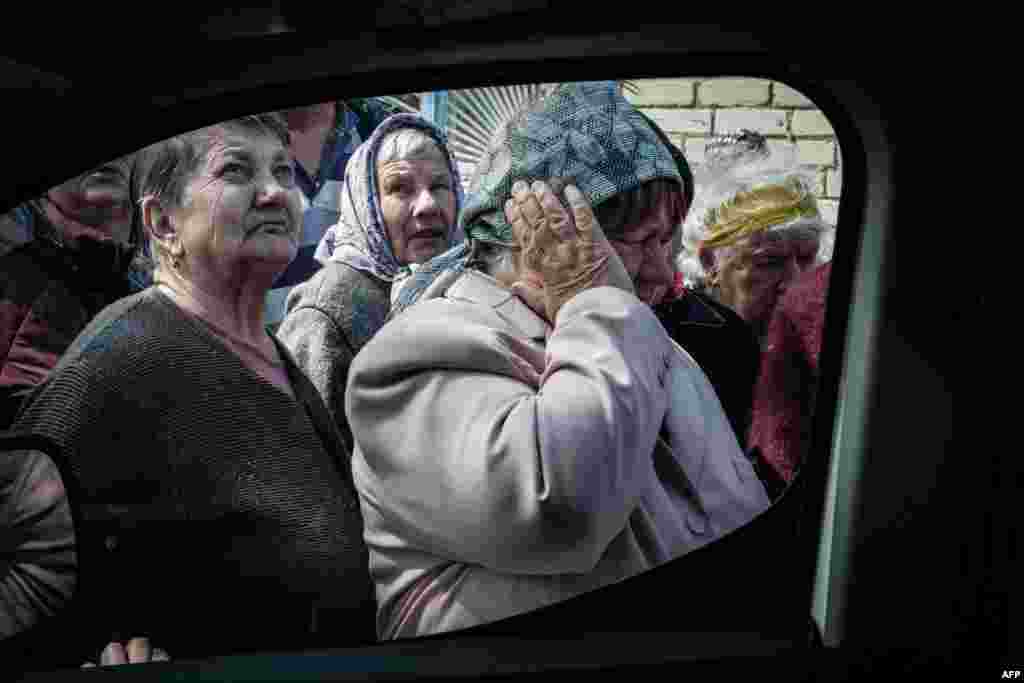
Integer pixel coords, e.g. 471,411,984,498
505,179,633,322
81,638,170,667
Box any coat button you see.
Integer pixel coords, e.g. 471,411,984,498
686,511,709,536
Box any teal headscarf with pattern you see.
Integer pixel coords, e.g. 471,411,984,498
391,81,693,317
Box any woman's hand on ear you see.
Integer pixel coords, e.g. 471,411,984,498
505,179,633,323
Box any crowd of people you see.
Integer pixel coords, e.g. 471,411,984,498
0,81,834,667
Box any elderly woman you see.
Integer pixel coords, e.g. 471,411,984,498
351,82,770,640
678,131,829,344
5,113,375,663
277,114,462,444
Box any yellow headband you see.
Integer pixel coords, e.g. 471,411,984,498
700,179,821,251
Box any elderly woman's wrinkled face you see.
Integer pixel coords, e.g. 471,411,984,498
377,142,455,265
715,232,820,327
608,192,679,305
172,129,302,284
45,154,133,244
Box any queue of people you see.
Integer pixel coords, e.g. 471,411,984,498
354,81,770,638
1,82,834,667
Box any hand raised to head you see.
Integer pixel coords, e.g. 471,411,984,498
504,179,633,322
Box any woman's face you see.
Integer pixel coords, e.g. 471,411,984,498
714,232,820,327
608,191,679,305
170,128,303,287
45,154,133,244
377,142,456,265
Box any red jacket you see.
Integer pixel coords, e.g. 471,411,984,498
747,262,832,484
0,224,136,429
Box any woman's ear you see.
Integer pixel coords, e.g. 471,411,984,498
142,197,175,249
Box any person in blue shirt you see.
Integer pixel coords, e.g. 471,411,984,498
266,98,403,328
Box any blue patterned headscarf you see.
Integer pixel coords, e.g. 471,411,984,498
314,113,465,283
391,81,693,318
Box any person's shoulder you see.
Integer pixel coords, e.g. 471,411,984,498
664,288,748,331
395,271,524,330
693,290,745,326
287,262,389,317
357,294,502,365
14,290,166,421
60,289,167,365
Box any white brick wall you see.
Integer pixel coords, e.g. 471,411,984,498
626,79,697,107
715,108,788,136
827,168,842,198
818,199,839,227
683,138,707,165
791,110,834,136
632,77,842,236
642,108,712,135
815,170,827,197
773,83,815,108
795,139,835,166
698,79,770,106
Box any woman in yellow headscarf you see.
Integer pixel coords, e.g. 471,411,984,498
678,131,831,343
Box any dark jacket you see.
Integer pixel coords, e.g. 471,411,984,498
653,286,760,447
653,284,792,499
0,211,139,429
8,288,376,662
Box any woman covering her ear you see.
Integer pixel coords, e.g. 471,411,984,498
6,114,377,664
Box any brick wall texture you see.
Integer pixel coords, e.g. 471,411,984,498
627,78,841,228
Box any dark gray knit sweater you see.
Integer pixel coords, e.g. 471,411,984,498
10,287,376,659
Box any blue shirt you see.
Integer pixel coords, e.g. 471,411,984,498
266,98,398,327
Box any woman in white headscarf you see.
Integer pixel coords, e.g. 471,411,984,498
277,114,463,447
677,130,831,344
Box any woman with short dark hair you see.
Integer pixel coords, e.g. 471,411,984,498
6,113,375,662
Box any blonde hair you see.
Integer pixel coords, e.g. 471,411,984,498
678,146,830,287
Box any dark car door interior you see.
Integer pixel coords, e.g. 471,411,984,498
1,6,988,680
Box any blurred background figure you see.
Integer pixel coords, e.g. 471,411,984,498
266,98,403,329
678,130,831,345
0,154,146,429
676,132,833,492
747,260,832,488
